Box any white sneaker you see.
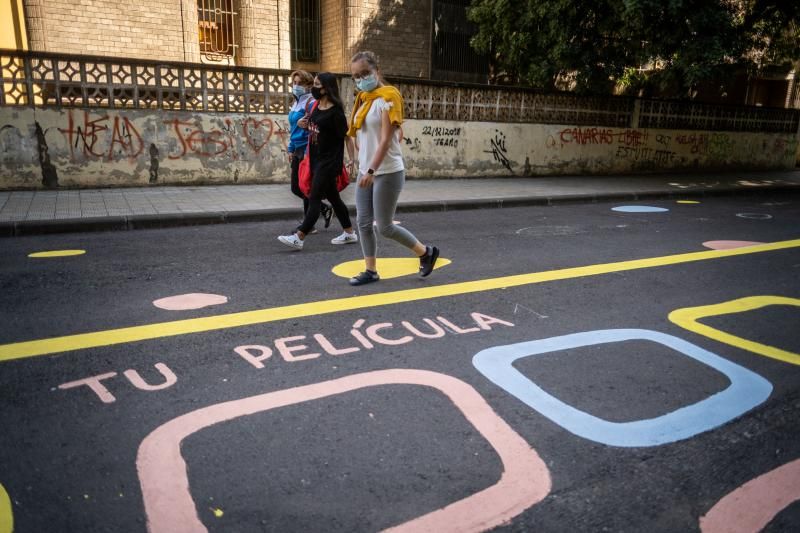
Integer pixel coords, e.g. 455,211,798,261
278,233,304,250
331,232,358,245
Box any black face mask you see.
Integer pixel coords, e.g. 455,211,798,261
311,87,325,100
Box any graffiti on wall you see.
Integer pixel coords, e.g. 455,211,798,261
545,126,721,167
485,129,513,172
57,110,290,164
403,124,463,153
59,111,144,161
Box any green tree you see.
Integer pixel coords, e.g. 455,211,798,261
468,0,800,97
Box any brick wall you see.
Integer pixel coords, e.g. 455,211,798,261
36,0,186,61
29,0,428,76
320,0,344,72
348,0,431,78
27,0,290,69
250,0,288,69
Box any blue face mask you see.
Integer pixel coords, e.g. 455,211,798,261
292,85,307,97
356,74,378,93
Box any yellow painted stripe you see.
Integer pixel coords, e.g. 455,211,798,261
669,296,800,365
1,238,799,363
0,482,12,533
28,250,86,258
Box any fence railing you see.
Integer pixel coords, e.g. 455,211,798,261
2,49,798,134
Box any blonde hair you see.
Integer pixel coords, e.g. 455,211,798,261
290,70,314,87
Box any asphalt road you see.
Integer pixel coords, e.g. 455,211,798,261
1,193,799,532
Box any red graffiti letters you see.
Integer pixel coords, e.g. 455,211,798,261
166,119,233,159
242,118,274,154
558,127,649,147
59,110,144,161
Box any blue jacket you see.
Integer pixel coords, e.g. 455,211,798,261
287,93,315,153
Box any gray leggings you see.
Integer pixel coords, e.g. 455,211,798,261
355,169,419,257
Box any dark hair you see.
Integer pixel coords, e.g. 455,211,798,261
316,72,344,110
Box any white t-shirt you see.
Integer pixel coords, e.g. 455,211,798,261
356,97,405,176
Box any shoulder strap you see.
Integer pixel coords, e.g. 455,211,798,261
305,98,317,114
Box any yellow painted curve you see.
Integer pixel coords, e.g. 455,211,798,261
331,257,452,280
1,238,798,362
0,482,13,533
669,296,800,365
28,250,86,258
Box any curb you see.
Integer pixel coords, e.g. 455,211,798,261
3,184,799,237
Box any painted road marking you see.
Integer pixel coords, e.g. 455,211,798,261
136,369,551,533
736,213,772,220
28,249,86,258
332,257,452,280
1,238,799,362
0,482,12,533
700,457,800,533
472,329,772,447
669,296,800,365
677,200,701,204
702,241,764,250
153,293,229,311
611,206,669,213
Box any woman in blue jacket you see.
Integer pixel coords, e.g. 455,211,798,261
287,70,332,230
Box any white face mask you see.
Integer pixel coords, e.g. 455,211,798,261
356,73,379,92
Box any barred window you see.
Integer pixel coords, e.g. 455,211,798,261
198,0,239,61
290,0,320,63
431,0,489,83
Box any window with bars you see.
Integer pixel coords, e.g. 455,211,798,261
197,0,239,61
290,0,320,63
431,0,489,83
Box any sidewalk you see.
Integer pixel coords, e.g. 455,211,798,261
1,170,799,237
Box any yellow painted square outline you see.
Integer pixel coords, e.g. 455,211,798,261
669,296,800,365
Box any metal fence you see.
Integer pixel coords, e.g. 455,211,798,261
1,49,798,133
431,0,489,83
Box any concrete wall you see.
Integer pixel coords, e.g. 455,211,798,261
0,107,796,189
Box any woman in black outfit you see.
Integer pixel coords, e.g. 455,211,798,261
278,73,357,250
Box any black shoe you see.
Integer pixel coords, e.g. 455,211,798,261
419,245,439,277
349,270,380,286
321,203,333,229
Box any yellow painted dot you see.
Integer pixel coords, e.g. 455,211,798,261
332,257,452,280
211,508,224,518
28,250,86,258
0,482,13,533
676,200,700,204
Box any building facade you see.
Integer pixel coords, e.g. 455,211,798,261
1,0,487,81
1,0,795,106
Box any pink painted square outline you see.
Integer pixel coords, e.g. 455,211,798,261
137,369,551,533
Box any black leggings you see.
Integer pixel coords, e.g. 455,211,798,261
298,167,351,235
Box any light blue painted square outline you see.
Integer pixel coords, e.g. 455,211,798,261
472,329,772,447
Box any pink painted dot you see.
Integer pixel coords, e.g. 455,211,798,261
703,240,765,250
153,293,228,311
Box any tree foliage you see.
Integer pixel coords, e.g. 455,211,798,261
468,0,800,96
